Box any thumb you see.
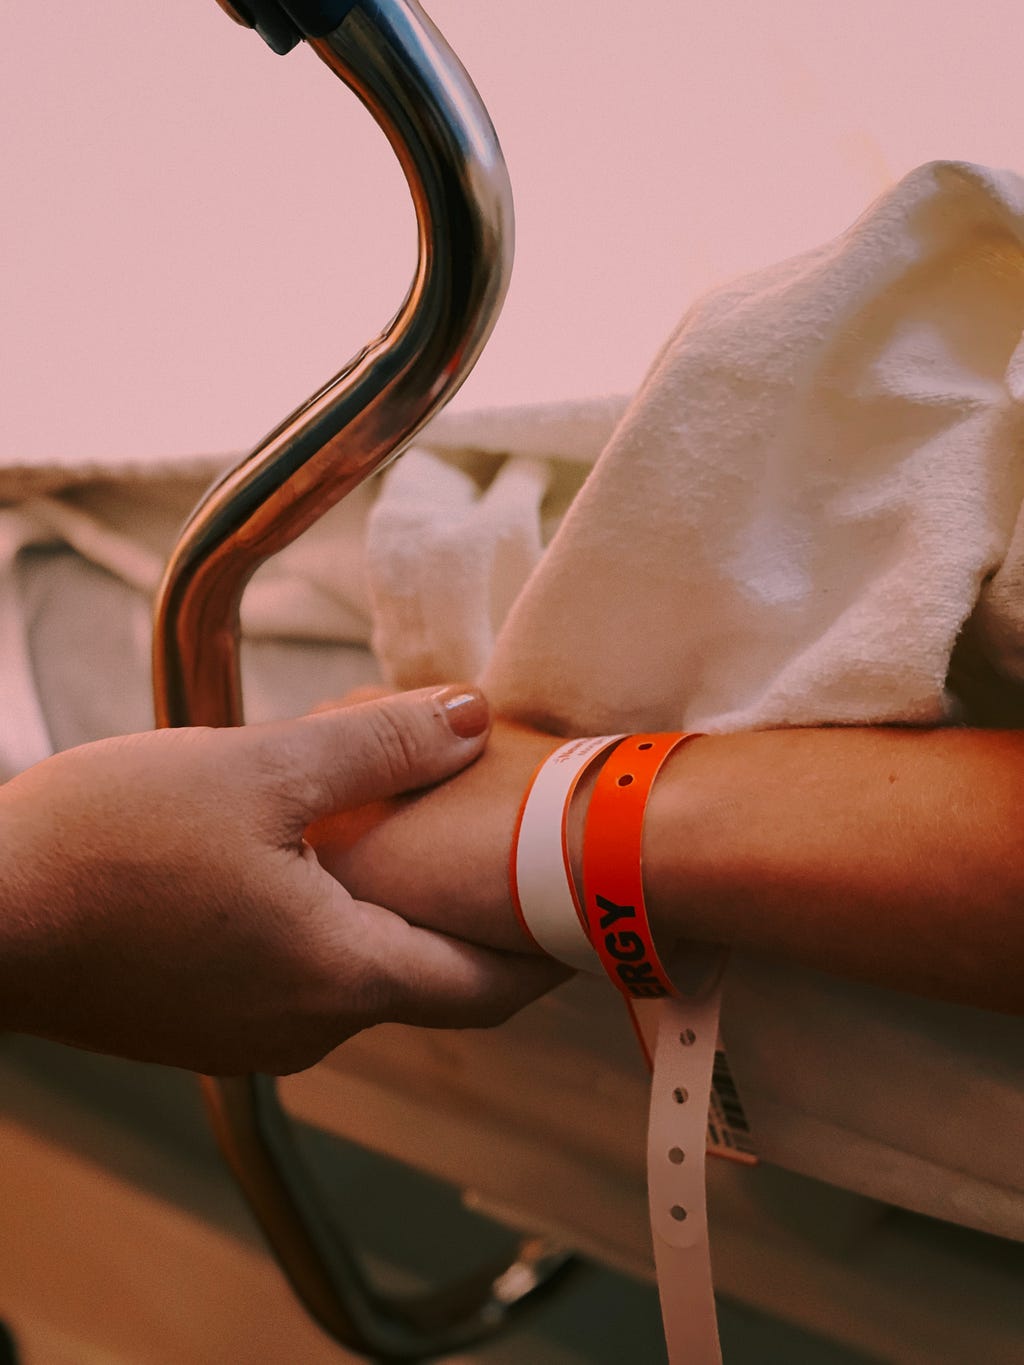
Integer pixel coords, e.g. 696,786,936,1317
245,684,491,828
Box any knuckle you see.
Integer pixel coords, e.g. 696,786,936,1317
364,704,423,783
245,726,327,829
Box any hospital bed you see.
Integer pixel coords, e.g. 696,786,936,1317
3,457,1024,1364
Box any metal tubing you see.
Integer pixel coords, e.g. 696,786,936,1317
154,3,574,1357
156,0,511,732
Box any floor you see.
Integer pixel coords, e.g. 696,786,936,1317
0,1035,884,1365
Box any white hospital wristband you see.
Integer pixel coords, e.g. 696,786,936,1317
510,735,625,972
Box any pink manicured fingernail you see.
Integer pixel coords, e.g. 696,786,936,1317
435,686,490,738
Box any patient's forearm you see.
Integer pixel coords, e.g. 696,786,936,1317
571,727,1024,1014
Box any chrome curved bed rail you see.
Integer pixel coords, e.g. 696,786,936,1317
154,3,574,1357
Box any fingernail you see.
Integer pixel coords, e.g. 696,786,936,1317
435,686,490,739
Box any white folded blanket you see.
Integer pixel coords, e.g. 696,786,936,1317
367,160,1024,1240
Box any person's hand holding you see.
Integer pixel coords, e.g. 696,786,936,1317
308,691,573,954
0,686,563,1076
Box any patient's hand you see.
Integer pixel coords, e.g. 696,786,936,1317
308,692,565,954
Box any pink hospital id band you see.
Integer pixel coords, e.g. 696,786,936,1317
648,965,729,1364
509,735,626,971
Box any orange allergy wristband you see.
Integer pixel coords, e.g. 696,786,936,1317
580,732,699,1000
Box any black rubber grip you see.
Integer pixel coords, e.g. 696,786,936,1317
230,1,359,54
280,1,360,35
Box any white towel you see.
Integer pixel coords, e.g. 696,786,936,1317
366,160,1024,1239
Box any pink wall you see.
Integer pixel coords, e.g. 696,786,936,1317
3,0,1023,465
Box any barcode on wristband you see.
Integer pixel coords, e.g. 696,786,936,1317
707,1048,757,1164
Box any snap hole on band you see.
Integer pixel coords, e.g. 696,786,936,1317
668,1147,685,1165
670,1206,688,1222
673,1087,689,1104
617,773,634,787
637,741,653,750
679,1029,697,1046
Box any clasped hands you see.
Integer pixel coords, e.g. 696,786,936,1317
0,683,570,1077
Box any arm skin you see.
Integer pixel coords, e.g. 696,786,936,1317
314,712,1024,1017
570,725,1024,1016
